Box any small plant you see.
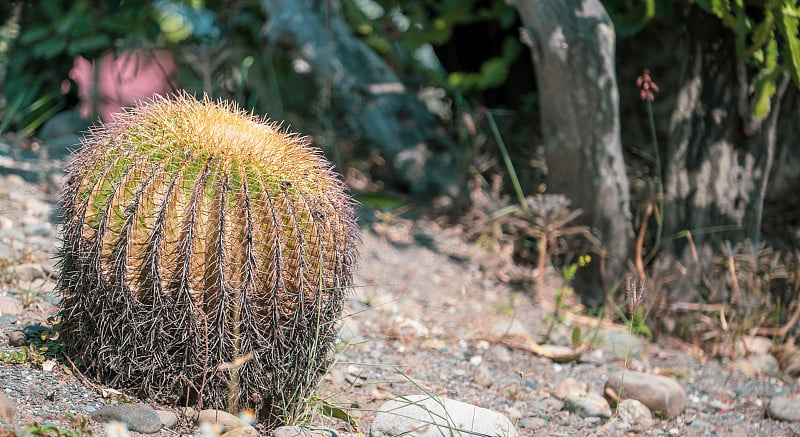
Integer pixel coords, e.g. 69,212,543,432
21,414,95,437
624,277,652,339
700,241,799,355
1,345,47,366
57,93,360,426
544,255,590,339
464,110,601,288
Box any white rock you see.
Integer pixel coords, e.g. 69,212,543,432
41,359,57,372
617,398,653,426
563,391,612,418
371,395,518,436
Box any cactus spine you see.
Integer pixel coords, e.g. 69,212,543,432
57,93,359,425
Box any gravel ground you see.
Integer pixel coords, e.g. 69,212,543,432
1,148,799,436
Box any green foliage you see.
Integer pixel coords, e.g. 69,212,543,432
695,0,800,116
341,0,521,96
571,326,583,350
1,0,299,135
547,255,591,328
629,306,653,338
1,0,160,133
22,414,95,437
604,0,656,36
0,345,47,366
307,396,361,432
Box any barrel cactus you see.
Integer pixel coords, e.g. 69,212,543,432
57,93,359,425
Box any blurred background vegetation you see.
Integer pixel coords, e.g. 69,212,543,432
2,0,800,359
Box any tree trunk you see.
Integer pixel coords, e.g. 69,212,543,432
664,6,791,280
261,0,460,199
511,0,633,300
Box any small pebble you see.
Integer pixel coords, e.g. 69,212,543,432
469,355,483,366
564,391,612,418
7,263,46,282
768,396,800,422
554,377,584,400
519,417,546,429
738,336,774,356
489,344,512,363
734,354,780,377
156,410,178,429
583,416,601,427
7,330,27,347
41,359,57,372
542,397,564,410
472,362,493,388
617,398,653,427
198,409,247,433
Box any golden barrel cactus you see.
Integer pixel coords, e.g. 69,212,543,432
57,93,359,425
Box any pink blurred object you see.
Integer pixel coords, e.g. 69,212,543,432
70,50,178,121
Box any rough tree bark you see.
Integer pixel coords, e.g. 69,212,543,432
510,0,633,300
664,6,791,277
261,0,460,199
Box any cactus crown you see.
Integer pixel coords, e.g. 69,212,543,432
57,93,359,426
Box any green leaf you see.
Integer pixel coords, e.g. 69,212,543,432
31,38,67,59
774,1,800,89
742,9,774,62
696,0,733,23
732,2,752,59
477,57,509,89
19,25,51,44
357,192,405,210
750,75,776,118
314,397,361,432
610,0,656,37
563,263,578,281
67,35,112,56
571,326,582,349
500,36,521,62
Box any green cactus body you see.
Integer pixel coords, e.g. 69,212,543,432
57,93,359,425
